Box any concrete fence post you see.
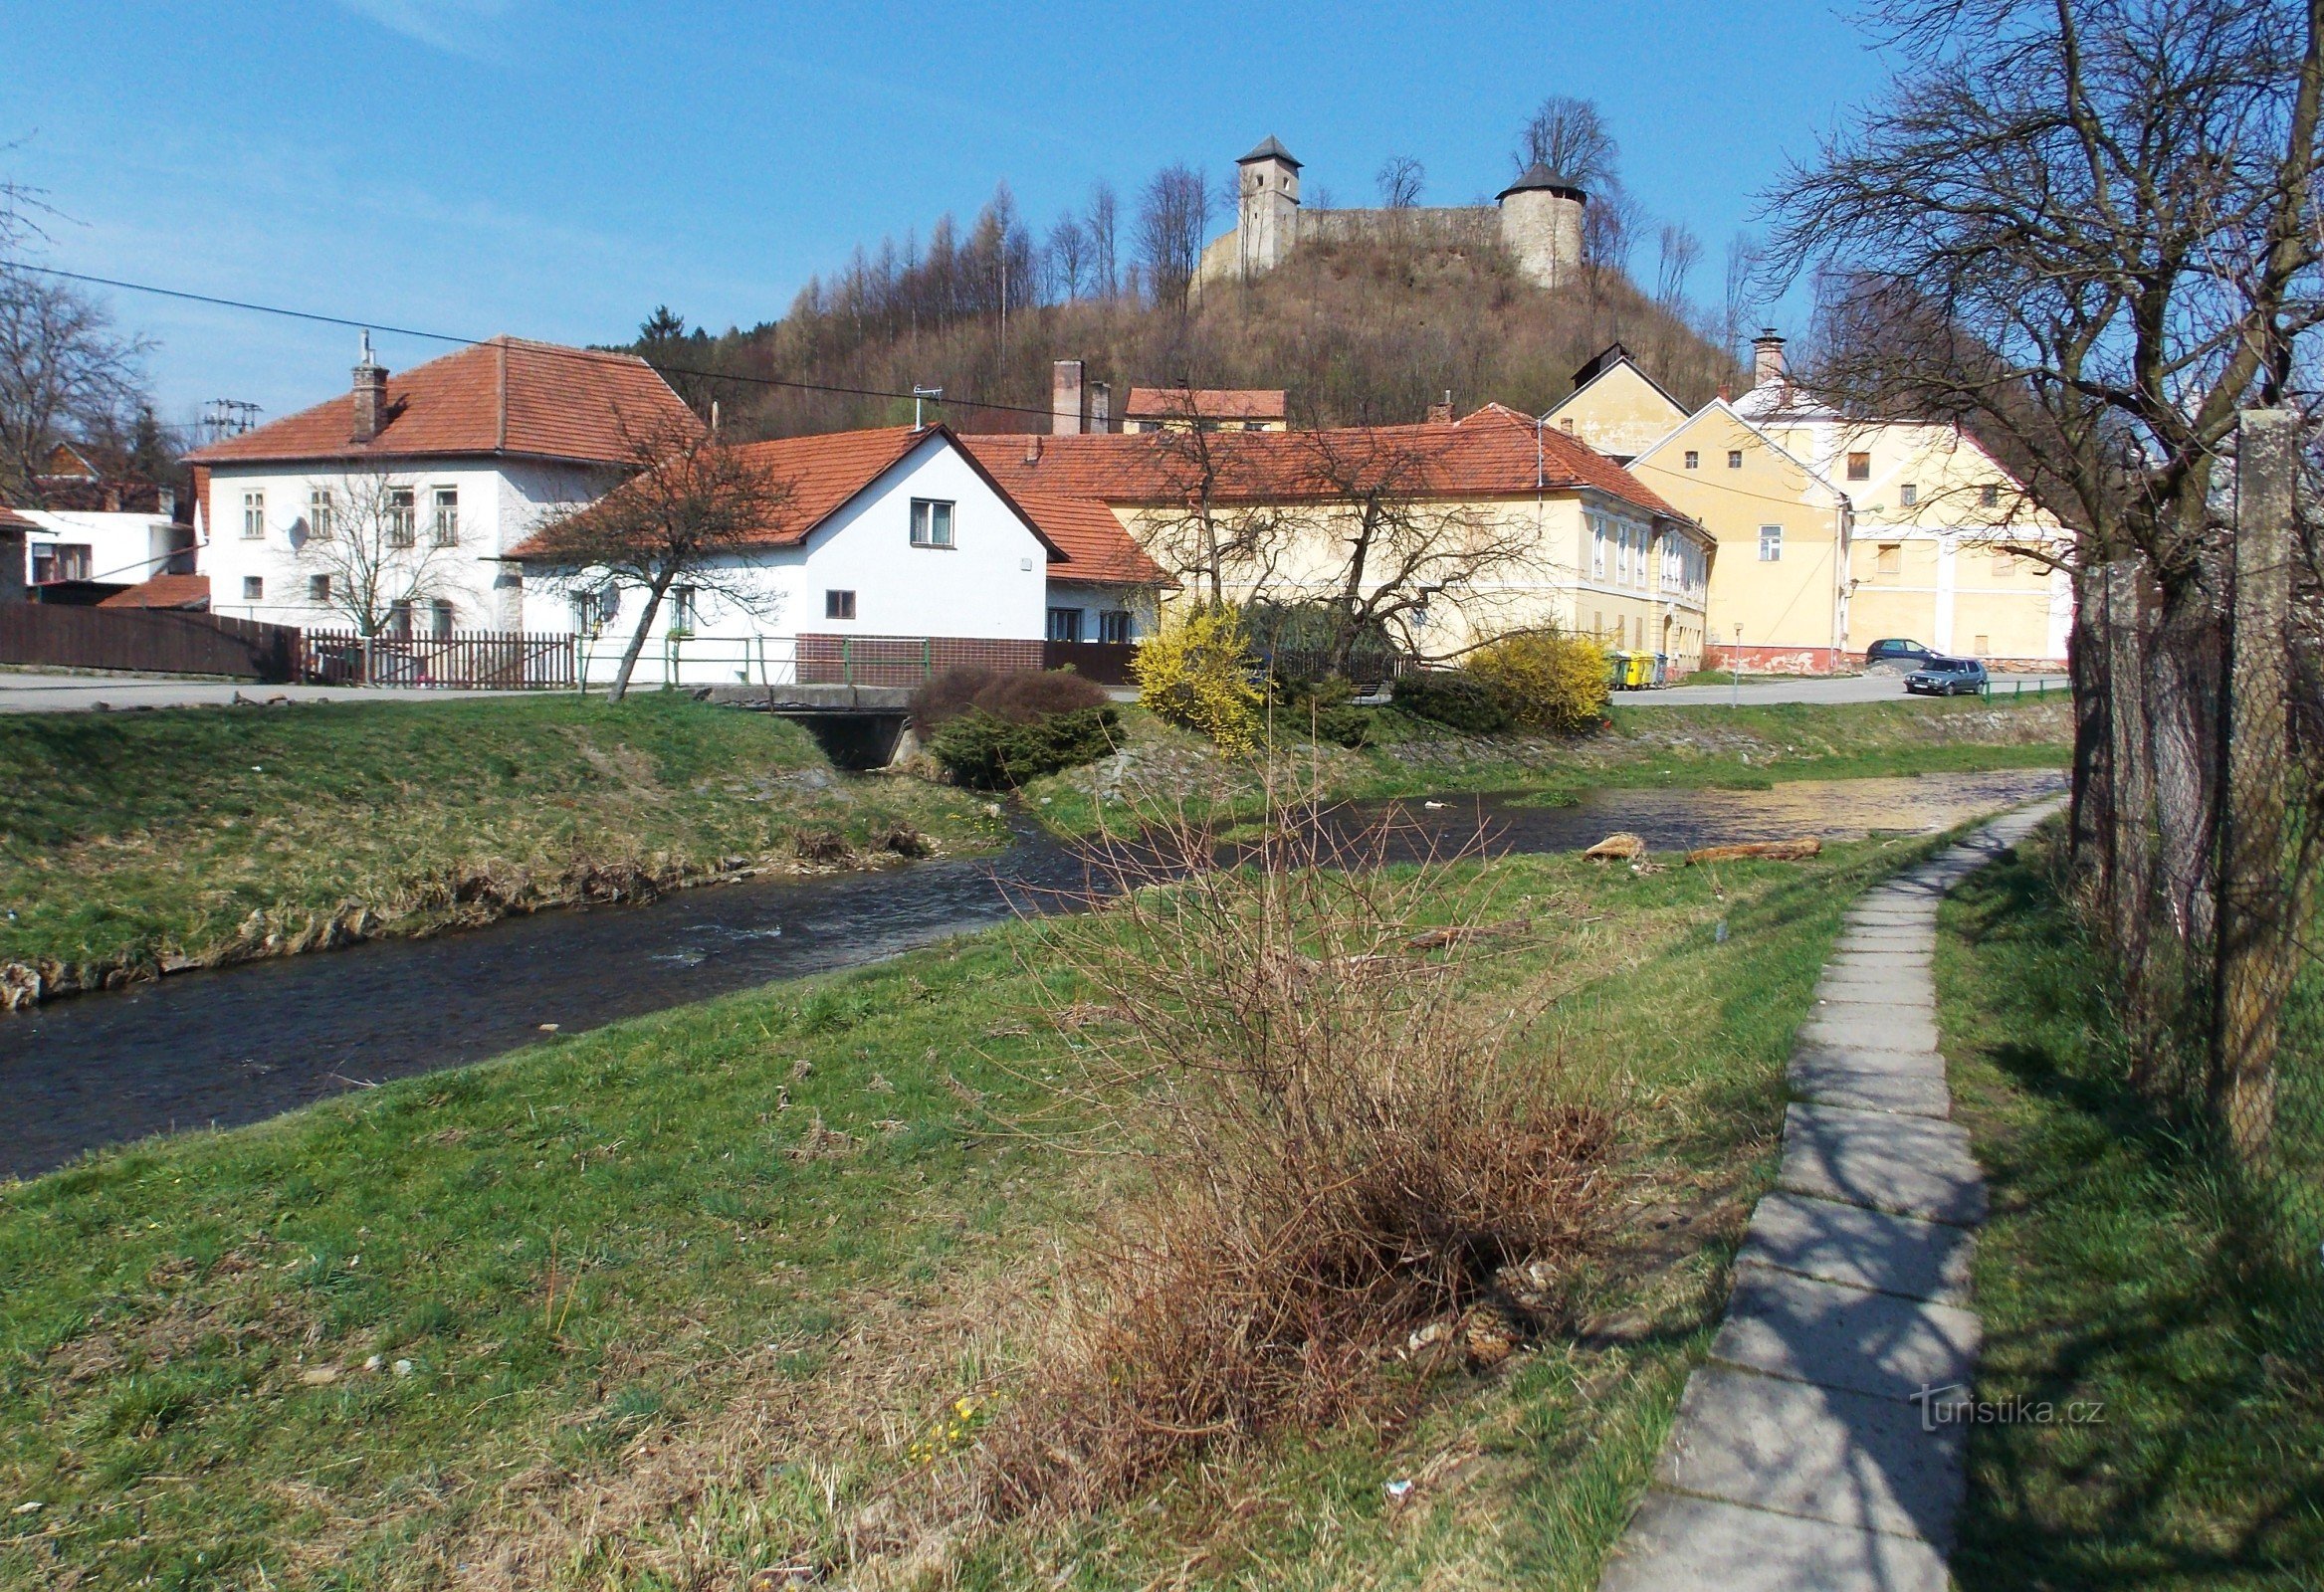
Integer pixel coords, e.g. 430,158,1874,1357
2213,408,2298,1162
2104,558,2159,1050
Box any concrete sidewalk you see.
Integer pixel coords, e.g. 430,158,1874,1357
0,672,534,713
1596,801,2059,1592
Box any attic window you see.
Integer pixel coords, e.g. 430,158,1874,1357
1684,451,1699,470
910,498,954,548
1727,450,1743,469
1981,484,2001,508
1846,452,1871,481
1899,483,1919,507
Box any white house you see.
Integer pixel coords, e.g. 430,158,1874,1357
506,424,1168,688
13,441,189,594
185,335,700,634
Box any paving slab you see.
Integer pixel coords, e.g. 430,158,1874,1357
1652,1366,1967,1543
1813,981,1937,1010
1835,926,1938,948
1711,1267,1982,1399
1737,1193,1976,1305
1798,1010,1942,1054
1791,1061,1952,1117
1595,1489,1951,1592
1791,1039,1948,1078
1780,1103,1988,1225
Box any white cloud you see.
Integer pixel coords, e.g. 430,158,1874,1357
328,0,516,59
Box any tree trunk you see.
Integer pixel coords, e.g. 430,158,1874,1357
2104,559,2158,1055
607,573,674,703
2212,410,2298,1163
2148,572,2226,954
2068,562,2112,878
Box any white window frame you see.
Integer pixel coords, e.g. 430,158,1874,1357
824,589,856,621
387,487,417,548
430,486,460,547
308,488,333,540
1759,524,1784,562
241,575,264,600
669,585,698,635
909,498,954,548
241,491,266,540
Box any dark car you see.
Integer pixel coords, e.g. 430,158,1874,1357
1863,638,1937,670
1905,656,1989,696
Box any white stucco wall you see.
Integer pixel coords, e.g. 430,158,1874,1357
198,458,608,631
21,510,181,587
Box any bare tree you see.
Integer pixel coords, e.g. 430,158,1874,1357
1655,223,1703,308
1086,181,1121,298
521,419,796,701
1287,428,1551,671
1514,96,1619,190
293,468,466,638
1375,155,1426,208
1583,184,1642,286
1045,213,1089,300
1143,394,1291,607
1722,232,1764,367
1138,164,1212,301
0,266,150,506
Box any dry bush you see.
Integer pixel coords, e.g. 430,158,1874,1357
909,666,1109,736
909,666,1005,736
974,795,1618,1517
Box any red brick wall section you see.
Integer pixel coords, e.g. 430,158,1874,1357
796,634,1044,687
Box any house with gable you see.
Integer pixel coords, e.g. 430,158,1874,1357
186,335,700,633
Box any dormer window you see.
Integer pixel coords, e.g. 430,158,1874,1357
1899,483,1919,507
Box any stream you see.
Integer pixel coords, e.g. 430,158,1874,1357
0,767,2063,1178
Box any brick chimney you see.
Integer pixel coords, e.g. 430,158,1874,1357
351,331,389,444
1051,359,1085,436
1752,328,1788,390
1425,390,1454,424
1088,381,1111,434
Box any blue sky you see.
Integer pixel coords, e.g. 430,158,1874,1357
0,1,1892,427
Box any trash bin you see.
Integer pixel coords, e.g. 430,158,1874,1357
1622,651,1654,690
1651,652,1669,688
1607,651,1631,691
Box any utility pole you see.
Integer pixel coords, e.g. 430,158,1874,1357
2213,409,2297,1161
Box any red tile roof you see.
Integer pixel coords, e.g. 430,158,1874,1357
98,574,210,609
185,337,700,468
961,404,1680,519
1122,387,1289,422
505,425,1166,586
0,506,36,532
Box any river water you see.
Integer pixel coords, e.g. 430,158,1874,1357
0,767,2062,1178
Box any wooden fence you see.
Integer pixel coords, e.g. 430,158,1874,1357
1042,639,1139,685
0,603,300,681
304,631,576,690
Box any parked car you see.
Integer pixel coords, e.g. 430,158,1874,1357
1863,638,1937,670
1905,656,1989,696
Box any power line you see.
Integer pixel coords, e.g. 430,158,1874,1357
1,260,1071,424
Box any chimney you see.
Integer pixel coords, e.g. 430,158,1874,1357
1052,359,1085,436
1752,328,1788,390
1089,381,1111,434
1425,389,1453,424
351,330,388,444
1023,433,1043,466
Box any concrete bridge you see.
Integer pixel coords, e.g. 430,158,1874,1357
700,682,921,767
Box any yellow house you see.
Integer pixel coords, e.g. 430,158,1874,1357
964,406,1714,670
1541,345,1692,464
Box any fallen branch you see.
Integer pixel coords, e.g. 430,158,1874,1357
1684,838,1821,865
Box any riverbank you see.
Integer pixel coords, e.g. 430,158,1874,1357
0,831,1944,1589
1025,694,2074,834
1936,834,2324,1588
0,696,1005,1010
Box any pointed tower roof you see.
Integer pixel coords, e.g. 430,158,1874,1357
1237,135,1302,169
1498,162,1588,202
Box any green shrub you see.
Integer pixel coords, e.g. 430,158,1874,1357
1392,671,1514,734
1272,675,1373,747
929,705,1121,790
1466,630,1611,734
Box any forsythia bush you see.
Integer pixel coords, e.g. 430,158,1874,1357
1134,605,1264,754
1466,629,1611,734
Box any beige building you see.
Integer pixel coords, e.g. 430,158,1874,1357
1119,387,1289,434
965,404,1713,669
1552,337,2073,670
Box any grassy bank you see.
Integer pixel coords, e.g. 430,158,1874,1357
1026,694,2072,834
0,834,1937,1590
1937,840,2324,1588
0,695,1004,1006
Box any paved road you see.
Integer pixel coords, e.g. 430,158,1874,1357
1633,672,2070,707
0,673,533,713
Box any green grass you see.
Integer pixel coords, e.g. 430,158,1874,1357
1026,694,2072,835
1938,840,2324,1589
0,834,1942,1590
0,695,1003,986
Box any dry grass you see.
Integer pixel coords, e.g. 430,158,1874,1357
970,795,1624,1521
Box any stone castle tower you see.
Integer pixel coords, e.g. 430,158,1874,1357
1194,136,1587,293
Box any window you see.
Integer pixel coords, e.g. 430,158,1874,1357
308,488,334,540
1614,525,1629,584
1846,452,1871,481
308,574,331,602
389,601,414,638
1100,610,1134,644
1047,607,1084,642
387,487,416,547
1973,634,1991,656
242,575,264,600
1727,449,1744,470
1759,524,1784,562
241,491,266,540
910,498,954,547
1589,517,1607,579
1981,484,2001,508
430,599,454,639
32,543,93,583
1684,450,1699,470
1876,543,1903,577
668,586,698,634
1898,483,1918,507
573,589,617,634
431,487,459,546
824,589,856,621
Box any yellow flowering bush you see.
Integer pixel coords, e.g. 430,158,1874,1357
1465,629,1611,734
1131,605,1264,755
